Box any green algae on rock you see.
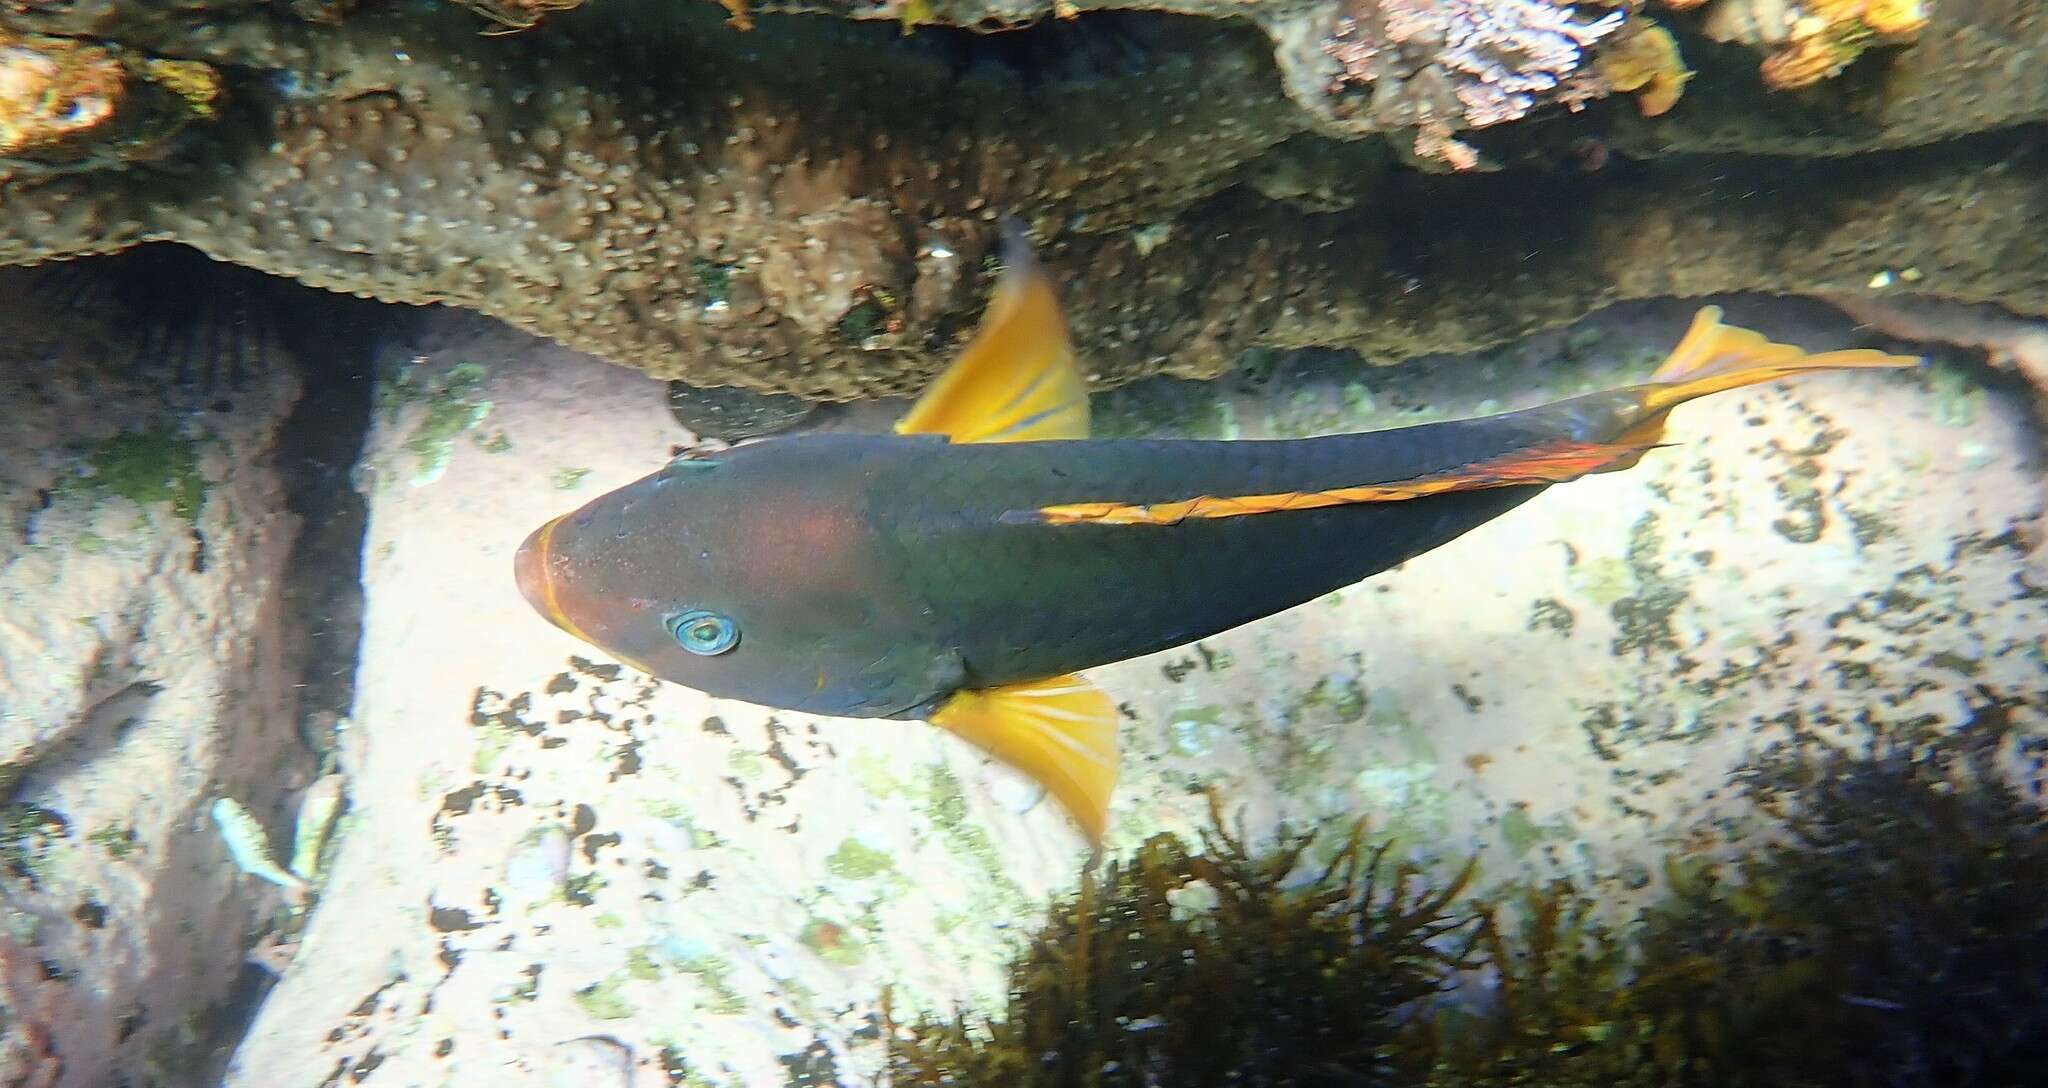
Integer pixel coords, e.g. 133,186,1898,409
886,793,1486,1086
888,689,2048,1088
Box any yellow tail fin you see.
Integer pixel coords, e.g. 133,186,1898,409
927,674,1120,846
1638,306,1921,418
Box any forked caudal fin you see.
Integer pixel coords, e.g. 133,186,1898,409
927,674,1120,846
1631,304,1922,425
1018,306,1920,527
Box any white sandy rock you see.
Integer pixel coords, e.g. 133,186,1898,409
229,297,2043,1087
0,265,312,1088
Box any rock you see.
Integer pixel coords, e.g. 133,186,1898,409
0,250,319,1088
224,296,2043,1086
1820,292,2048,401
1,2,2046,397
501,825,574,908
665,382,817,443
546,1035,634,1088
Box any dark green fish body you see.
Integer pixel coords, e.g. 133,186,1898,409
525,386,1645,720
517,225,1917,843
863,398,1639,698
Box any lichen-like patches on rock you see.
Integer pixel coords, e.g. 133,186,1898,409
60,428,206,525
1762,413,1848,545
1,803,69,889
572,976,637,1021
375,361,493,487
1816,520,2046,699
779,1037,842,1086
1526,596,1576,634
823,837,896,882
1608,511,1692,659
706,715,829,830
317,976,409,1081
921,763,1028,915
1158,640,1232,683
1575,700,1714,773
430,781,526,855
799,919,865,967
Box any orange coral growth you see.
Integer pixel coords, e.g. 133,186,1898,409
1861,0,1930,37
1596,21,1693,116
1759,0,1930,90
0,31,126,158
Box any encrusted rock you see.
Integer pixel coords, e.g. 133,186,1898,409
0,1,2043,398
222,296,2044,1087
0,252,316,1088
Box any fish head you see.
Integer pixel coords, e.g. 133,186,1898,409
515,440,943,717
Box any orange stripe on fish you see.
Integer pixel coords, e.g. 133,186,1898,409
529,515,598,645
1021,438,1663,527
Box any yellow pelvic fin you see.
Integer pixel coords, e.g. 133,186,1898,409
1624,306,1921,442
1025,438,1661,526
928,673,1119,846
893,220,1090,444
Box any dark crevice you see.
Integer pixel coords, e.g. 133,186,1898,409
263,262,385,767
10,242,393,1086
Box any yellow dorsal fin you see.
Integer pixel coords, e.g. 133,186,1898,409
927,673,1119,846
894,220,1090,443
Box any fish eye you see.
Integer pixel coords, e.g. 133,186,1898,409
665,609,739,656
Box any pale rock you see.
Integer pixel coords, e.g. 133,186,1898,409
230,298,2043,1086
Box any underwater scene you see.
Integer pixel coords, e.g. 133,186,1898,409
2,1,2045,1086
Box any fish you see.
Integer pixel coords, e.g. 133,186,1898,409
514,222,1919,847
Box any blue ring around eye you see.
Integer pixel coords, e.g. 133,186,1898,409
665,609,739,655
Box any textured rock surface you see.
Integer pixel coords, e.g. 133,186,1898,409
0,1,2046,398
0,254,316,1088
225,298,2042,1086
1823,292,2048,400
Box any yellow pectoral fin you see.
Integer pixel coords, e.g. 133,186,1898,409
894,220,1091,444
927,674,1120,845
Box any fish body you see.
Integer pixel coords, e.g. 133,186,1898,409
517,223,1918,844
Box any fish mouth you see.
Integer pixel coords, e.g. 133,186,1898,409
515,515,581,638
